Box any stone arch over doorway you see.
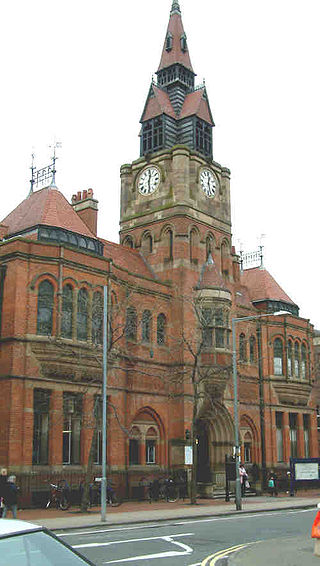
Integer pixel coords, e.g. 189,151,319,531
196,402,235,488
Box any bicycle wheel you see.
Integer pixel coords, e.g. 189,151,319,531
109,493,122,507
59,496,71,511
167,486,179,503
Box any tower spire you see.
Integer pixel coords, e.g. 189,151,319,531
171,0,181,15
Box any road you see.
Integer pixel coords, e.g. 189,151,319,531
57,507,317,565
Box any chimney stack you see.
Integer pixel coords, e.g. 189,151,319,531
71,189,98,236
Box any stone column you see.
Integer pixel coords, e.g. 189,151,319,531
309,412,319,458
297,413,305,458
49,390,63,465
282,412,291,465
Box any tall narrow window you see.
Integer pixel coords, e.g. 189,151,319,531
273,338,283,375
126,307,137,341
249,336,256,363
206,235,214,260
93,395,102,465
287,340,293,377
77,288,88,341
146,427,157,464
92,291,103,345
294,342,300,378
303,414,310,458
129,426,141,465
37,280,54,335
32,389,50,465
61,284,73,338
142,310,152,343
301,343,307,379
239,333,246,362
63,393,82,465
289,413,297,458
168,229,173,260
276,412,283,462
215,308,225,348
157,313,166,345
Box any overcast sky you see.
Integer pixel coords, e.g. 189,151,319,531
1,0,320,327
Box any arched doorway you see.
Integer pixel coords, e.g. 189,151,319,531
196,403,235,489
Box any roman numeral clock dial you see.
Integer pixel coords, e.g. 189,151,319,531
200,169,218,198
138,166,160,195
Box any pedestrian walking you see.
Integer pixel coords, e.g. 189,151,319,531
268,470,278,496
2,475,19,518
239,463,248,497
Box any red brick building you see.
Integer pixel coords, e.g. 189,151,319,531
0,1,317,502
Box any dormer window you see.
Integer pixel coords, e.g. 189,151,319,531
166,32,173,51
180,33,187,52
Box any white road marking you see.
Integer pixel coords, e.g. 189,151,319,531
73,532,194,563
102,535,194,563
74,532,194,549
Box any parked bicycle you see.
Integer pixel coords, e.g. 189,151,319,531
93,479,122,507
46,481,71,511
147,478,179,503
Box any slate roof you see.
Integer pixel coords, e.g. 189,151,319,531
158,5,194,73
241,267,297,306
1,186,96,239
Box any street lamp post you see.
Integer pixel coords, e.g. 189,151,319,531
232,311,290,511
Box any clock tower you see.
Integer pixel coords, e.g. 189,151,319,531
120,0,234,286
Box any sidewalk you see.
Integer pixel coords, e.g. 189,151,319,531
8,492,320,531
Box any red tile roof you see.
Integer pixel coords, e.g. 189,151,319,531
180,89,214,125
1,187,96,239
101,239,157,280
158,11,194,73
241,267,296,305
141,85,176,122
197,256,229,291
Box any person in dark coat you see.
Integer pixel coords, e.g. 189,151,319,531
0,468,7,518
2,475,19,518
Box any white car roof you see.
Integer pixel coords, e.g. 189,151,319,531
0,519,41,537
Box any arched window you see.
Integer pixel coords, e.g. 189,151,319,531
301,343,307,379
221,241,229,277
206,235,214,260
239,333,246,362
92,291,103,345
61,284,73,339
249,336,256,363
37,280,54,335
77,288,88,341
123,236,134,249
141,233,152,254
157,313,166,345
294,341,300,378
126,307,137,341
274,338,283,375
142,310,152,343
287,340,293,377
167,229,173,260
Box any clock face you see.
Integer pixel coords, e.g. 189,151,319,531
138,167,160,196
200,169,217,198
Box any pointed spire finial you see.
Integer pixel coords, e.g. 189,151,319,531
171,0,181,15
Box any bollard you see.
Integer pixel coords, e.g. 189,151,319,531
311,503,320,556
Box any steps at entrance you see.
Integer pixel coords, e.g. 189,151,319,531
209,488,257,500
